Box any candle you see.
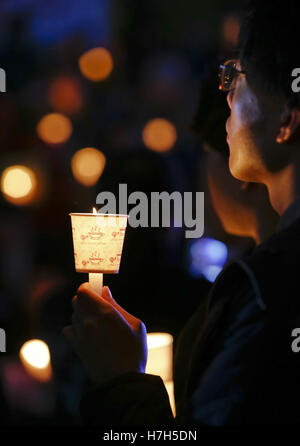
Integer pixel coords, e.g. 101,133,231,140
146,332,175,416
70,208,128,295
165,380,176,417
19,339,52,382
146,332,173,382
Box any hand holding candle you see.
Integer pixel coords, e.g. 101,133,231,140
63,284,147,385
66,208,144,385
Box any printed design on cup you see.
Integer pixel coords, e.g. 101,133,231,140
89,251,104,265
88,225,105,240
70,214,127,273
80,225,105,241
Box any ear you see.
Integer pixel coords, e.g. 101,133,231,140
276,107,300,144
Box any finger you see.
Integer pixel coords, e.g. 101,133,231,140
62,325,78,350
72,295,85,321
75,282,114,315
75,283,130,329
71,312,83,336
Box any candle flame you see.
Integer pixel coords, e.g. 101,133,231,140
92,207,97,214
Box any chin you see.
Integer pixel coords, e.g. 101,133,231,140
229,160,247,181
228,143,260,183
228,153,246,181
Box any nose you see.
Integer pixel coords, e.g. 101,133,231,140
226,90,233,110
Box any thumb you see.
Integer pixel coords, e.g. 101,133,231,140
101,286,137,326
102,286,118,305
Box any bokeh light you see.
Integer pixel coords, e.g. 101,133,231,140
20,340,50,369
20,339,52,382
78,47,114,82
71,147,106,186
48,75,83,114
222,14,240,47
142,118,177,152
189,237,228,282
37,113,73,145
147,332,174,350
1,165,37,205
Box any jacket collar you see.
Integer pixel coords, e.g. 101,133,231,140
277,196,300,233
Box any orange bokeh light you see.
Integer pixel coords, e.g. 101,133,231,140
1,165,37,206
37,113,73,145
20,339,52,382
222,15,240,47
78,47,114,82
142,118,177,152
71,147,106,186
48,75,83,114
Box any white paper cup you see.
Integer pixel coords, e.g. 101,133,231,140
70,213,128,274
146,332,173,383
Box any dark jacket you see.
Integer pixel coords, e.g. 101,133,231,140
80,217,300,426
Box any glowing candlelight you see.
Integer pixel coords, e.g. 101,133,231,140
146,332,175,416
19,339,52,382
165,380,176,417
142,118,177,152
71,148,106,187
146,332,173,381
70,208,128,296
37,113,73,145
1,165,37,206
79,47,114,82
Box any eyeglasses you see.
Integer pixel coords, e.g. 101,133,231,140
218,59,246,92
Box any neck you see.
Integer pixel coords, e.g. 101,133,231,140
251,212,277,245
266,158,300,216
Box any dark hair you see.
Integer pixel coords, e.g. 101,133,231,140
192,65,229,157
239,0,300,107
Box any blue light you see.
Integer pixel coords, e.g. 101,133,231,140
188,238,228,282
201,265,223,282
2,0,111,46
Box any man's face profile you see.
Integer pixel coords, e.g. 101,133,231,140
226,60,300,187
226,69,271,184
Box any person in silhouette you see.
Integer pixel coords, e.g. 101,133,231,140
64,0,300,426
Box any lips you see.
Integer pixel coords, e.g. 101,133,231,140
225,118,230,142
225,118,230,135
